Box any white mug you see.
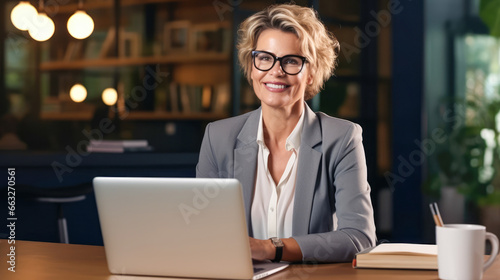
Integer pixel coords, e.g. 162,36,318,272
436,224,499,280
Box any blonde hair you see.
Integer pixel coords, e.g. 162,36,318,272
237,3,339,100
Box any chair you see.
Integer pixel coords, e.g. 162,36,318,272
17,182,93,243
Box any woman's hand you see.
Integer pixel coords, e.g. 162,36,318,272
249,237,275,261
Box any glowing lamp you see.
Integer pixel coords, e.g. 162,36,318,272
28,12,55,42
69,84,87,103
67,10,94,39
102,88,118,106
10,1,38,31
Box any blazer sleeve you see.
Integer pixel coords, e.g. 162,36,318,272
293,123,376,263
196,122,219,178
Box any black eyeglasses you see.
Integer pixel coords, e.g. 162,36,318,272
252,50,307,75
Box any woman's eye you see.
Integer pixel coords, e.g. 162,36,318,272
283,58,299,65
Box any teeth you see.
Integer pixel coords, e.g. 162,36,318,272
266,83,286,89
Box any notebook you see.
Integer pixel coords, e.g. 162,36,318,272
93,177,288,279
353,243,438,270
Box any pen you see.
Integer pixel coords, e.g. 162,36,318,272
429,202,444,227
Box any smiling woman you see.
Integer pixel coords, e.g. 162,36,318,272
196,3,376,264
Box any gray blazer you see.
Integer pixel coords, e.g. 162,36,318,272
196,104,376,263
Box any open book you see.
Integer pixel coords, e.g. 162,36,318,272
353,243,438,270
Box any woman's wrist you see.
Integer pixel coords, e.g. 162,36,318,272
266,239,276,260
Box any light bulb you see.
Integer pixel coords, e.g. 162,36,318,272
70,84,87,103
102,88,118,106
67,10,94,39
28,12,55,42
10,1,38,31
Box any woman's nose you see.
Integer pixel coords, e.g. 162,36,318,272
268,60,285,76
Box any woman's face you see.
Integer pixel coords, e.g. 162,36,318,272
251,29,312,111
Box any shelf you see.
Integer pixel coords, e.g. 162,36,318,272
40,53,230,71
40,111,228,121
126,111,229,120
55,0,196,14
41,111,95,121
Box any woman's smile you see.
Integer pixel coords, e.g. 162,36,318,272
264,82,290,92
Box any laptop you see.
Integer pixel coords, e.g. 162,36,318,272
93,177,289,279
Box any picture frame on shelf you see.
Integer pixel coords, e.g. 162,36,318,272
97,28,142,58
119,31,142,58
163,20,190,54
190,22,231,54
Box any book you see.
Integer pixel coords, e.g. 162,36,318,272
353,243,438,270
168,82,179,113
86,140,152,153
64,42,81,61
212,83,230,114
179,84,191,113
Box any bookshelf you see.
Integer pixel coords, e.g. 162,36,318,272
38,0,232,122
2,0,391,162
53,0,194,13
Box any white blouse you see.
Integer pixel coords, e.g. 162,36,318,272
251,109,305,239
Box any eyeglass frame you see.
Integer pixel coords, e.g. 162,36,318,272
251,50,307,75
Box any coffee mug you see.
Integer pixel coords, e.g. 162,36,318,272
436,224,499,280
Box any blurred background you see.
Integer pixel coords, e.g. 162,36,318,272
1,0,499,246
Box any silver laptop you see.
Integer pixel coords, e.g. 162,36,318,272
93,177,288,279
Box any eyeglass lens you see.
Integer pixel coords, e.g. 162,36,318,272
253,52,304,75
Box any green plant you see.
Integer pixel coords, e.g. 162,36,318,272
480,0,500,37
423,1,500,206
425,94,500,206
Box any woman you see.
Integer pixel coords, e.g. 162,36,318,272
196,4,376,263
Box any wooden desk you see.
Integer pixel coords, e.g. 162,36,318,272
1,240,499,280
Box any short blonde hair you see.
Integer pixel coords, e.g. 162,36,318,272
237,4,339,100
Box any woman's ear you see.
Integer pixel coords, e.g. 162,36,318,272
307,75,313,85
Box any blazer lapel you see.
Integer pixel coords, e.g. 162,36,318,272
234,108,260,236
293,105,322,236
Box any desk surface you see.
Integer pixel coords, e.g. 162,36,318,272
1,240,499,280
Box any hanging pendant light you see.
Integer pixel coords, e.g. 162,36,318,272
67,0,94,39
102,88,118,106
70,84,87,103
10,1,38,31
27,0,54,42
28,11,55,41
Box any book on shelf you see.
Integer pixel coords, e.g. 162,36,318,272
212,83,230,114
86,140,153,153
168,82,180,113
352,243,438,270
164,82,229,115
201,85,212,111
99,27,116,58
63,41,85,61
179,84,191,113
